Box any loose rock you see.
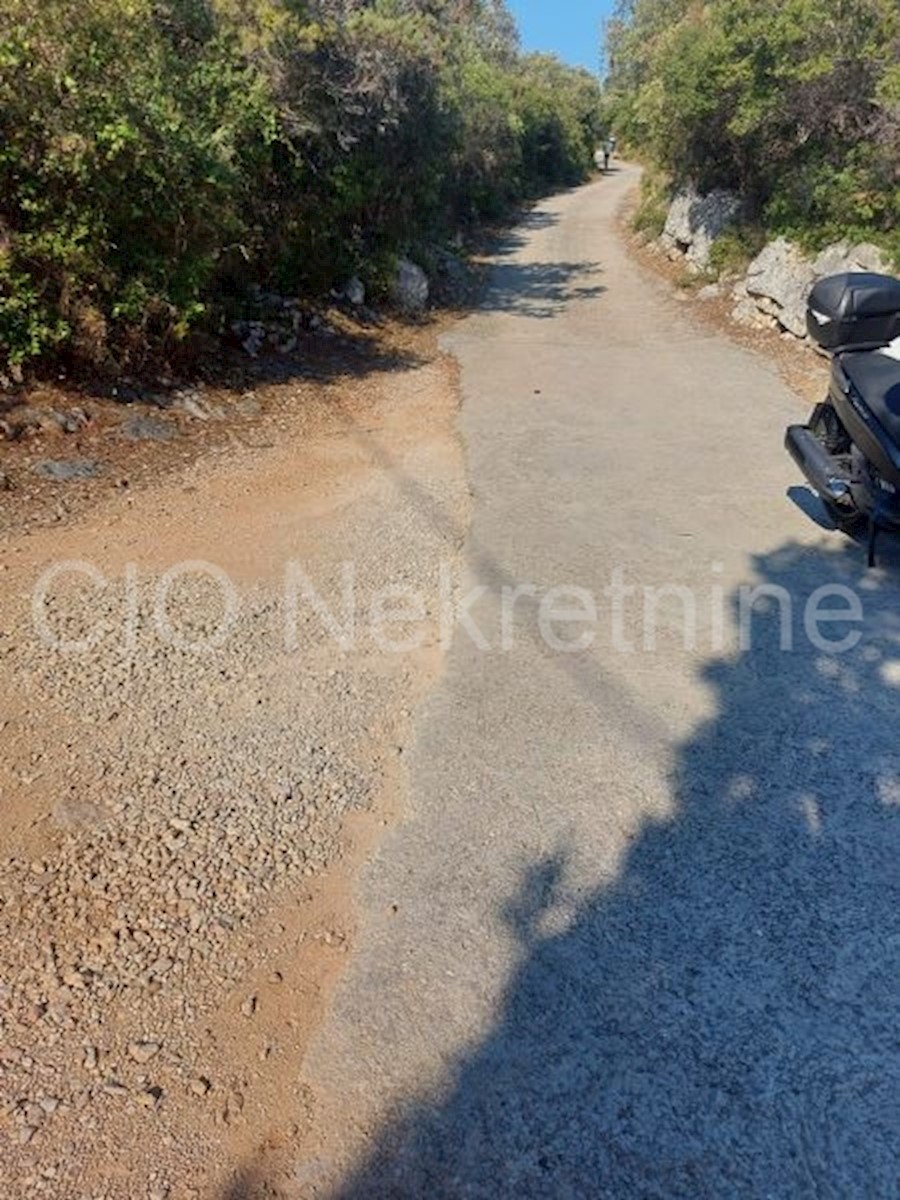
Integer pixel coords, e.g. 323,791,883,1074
128,1041,162,1065
33,459,101,482
139,1086,163,1110
344,277,366,307
393,259,430,313
122,415,176,443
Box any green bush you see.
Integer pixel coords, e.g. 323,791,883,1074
0,0,604,377
707,225,766,276
516,56,604,193
632,166,671,238
605,0,900,268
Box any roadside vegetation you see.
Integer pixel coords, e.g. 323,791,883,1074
0,0,603,379
603,0,900,269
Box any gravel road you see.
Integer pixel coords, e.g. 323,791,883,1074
297,165,900,1197
0,351,466,1197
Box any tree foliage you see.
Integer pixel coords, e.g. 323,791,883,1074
0,0,602,375
604,0,900,261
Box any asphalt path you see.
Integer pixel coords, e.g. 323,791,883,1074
300,163,900,1199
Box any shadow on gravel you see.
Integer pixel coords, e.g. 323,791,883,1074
219,1165,267,1200
321,538,900,1199
72,321,428,409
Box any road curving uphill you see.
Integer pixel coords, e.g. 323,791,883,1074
296,163,900,1199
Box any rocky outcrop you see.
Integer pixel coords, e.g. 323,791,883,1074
742,238,816,337
734,238,893,339
661,186,742,270
811,239,891,278
659,187,895,343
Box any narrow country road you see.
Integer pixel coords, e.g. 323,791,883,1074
298,165,900,1197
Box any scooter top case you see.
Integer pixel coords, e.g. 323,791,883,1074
807,271,900,352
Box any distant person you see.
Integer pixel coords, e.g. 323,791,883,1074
602,138,613,172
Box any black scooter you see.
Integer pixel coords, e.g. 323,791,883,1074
786,271,900,566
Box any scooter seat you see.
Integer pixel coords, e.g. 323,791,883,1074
842,350,900,441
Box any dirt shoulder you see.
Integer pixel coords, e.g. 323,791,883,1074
0,315,468,1199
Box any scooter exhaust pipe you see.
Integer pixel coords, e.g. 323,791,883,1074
785,425,851,503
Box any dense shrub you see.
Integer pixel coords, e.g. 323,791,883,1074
516,56,605,192
631,165,671,238
0,0,603,376
604,0,900,265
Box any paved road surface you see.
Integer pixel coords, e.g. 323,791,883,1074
301,165,900,1198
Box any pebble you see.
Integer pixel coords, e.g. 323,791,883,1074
128,1041,161,1065
221,1089,244,1124
0,531,384,1192
138,1086,163,1110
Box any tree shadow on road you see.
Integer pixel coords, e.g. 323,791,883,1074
477,260,606,320
469,203,605,320
326,537,900,1198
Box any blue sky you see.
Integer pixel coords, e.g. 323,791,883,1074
507,1,616,74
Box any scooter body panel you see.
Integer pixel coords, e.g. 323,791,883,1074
828,358,900,493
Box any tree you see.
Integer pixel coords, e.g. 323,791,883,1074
603,0,899,259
